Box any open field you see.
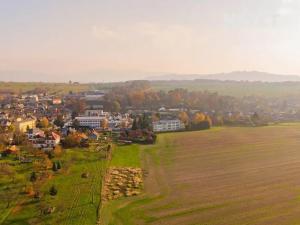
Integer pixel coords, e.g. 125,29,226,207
0,82,90,94
102,124,300,225
1,148,107,225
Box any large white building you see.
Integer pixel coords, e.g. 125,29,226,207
75,116,106,128
152,119,185,132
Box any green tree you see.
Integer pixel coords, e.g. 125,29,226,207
54,115,65,128
52,162,58,172
72,119,80,129
132,118,137,130
56,161,62,170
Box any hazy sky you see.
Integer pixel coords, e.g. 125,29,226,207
1,0,300,82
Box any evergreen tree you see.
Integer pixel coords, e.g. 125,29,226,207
56,161,62,170
132,118,138,130
52,162,58,172
49,185,58,196
30,172,37,182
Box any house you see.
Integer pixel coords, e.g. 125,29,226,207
85,109,106,117
31,132,61,149
152,119,185,132
52,98,62,105
27,128,44,139
15,118,36,133
45,132,61,147
0,119,11,128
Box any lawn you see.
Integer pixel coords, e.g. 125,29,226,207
1,148,107,225
101,124,300,225
110,144,141,168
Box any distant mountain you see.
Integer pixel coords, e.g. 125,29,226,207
147,71,300,82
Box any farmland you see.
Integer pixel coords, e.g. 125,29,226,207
102,124,300,225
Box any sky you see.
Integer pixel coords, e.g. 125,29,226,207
1,0,300,82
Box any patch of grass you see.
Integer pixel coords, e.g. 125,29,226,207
110,144,141,168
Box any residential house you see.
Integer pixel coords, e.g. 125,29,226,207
15,118,36,133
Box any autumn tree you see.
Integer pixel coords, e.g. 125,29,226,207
67,98,86,115
129,91,145,108
178,111,190,127
101,118,109,130
193,112,206,124
111,101,121,112
62,134,81,148
37,117,49,128
191,112,212,130
53,145,63,157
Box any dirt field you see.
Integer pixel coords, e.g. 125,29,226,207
103,124,300,225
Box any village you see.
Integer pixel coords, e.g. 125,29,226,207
0,88,217,155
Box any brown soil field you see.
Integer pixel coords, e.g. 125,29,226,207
103,124,300,225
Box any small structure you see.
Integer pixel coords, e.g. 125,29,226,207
5,145,20,155
152,119,185,132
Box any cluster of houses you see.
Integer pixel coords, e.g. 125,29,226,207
0,90,205,156
75,109,131,130
28,128,61,150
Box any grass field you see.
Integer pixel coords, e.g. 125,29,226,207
1,148,107,225
0,82,90,94
110,144,141,168
102,124,300,225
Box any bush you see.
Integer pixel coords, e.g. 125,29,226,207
191,120,211,130
49,185,58,196
56,161,62,170
52,162,58,172
30,172,37,182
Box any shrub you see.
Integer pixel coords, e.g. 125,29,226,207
49,185,58,196
52,163,58,172
30,172,37,182
56,161,62,170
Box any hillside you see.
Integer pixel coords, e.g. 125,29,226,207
148,71,300,82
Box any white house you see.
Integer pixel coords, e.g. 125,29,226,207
152,119,185,132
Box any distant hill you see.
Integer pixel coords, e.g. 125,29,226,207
147,71,300,82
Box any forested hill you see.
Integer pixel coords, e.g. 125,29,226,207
2,79,300,98
148,71,300,82
149,80,300,97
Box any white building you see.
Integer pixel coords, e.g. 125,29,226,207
84,109,106,117
75,116,106,128
152,119,185,132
